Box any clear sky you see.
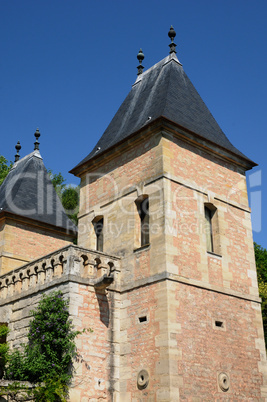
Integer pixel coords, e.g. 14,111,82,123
0,0,267,247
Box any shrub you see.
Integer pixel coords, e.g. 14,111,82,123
4,291,80,400
0,324,9,378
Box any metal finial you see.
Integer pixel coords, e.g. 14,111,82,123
137,48,145,76
34,128,41,150
14,141,21,162
168,25,177,54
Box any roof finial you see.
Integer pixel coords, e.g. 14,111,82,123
34,128,40,150
14,141,21,162
137,48,145,75
168,25,177,54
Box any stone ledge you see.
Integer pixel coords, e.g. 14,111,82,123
119,271,261,303
0,380,38,401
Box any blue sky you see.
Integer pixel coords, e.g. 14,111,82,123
0,0,267,247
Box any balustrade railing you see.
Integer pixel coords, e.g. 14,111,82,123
0,245,120,300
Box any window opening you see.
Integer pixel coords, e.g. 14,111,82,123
93,217,104,252
139,316,147,323
136,196,149,247
205,206,213,253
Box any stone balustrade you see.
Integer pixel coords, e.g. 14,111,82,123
0,245,120,301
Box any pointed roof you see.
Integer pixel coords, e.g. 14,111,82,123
71,47,255,174
0,150,77,233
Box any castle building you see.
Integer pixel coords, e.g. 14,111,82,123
0,27,266,400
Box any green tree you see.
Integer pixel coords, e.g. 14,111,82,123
5,291,81,401
0,325,9,378
48,169,79,225
0,156,12,186
61,187,79,225
254,242,267,283
254,242,267,346
47,169,66,195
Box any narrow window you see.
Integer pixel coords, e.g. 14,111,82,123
204,203,220,255
205,206,213,253
136,196,149,247
93,217,104,252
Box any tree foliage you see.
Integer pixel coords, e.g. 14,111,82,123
47,170,66,196
254,242,267,283
3,291,81,401
0,156,12,186
61,187,79,225
254,242,267,347
0,325,9,378
48,169,79,225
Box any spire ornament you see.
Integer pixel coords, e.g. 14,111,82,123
168,25,177,54
14,141,21,162
34,128,41,150
137,48,145,75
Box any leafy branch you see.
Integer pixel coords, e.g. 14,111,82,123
0,291,84,401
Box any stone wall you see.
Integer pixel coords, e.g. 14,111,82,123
170,281,267,399
0,216,75,275
162,134,259,297
0,245,121,401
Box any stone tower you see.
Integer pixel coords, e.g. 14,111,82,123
70,28,267,399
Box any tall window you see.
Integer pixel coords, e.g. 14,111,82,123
204,203,220,255
93,217,104,252
136,196,149,247
205,206,213,253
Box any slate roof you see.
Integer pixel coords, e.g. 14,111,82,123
72,53,254,172
0,150,77,233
